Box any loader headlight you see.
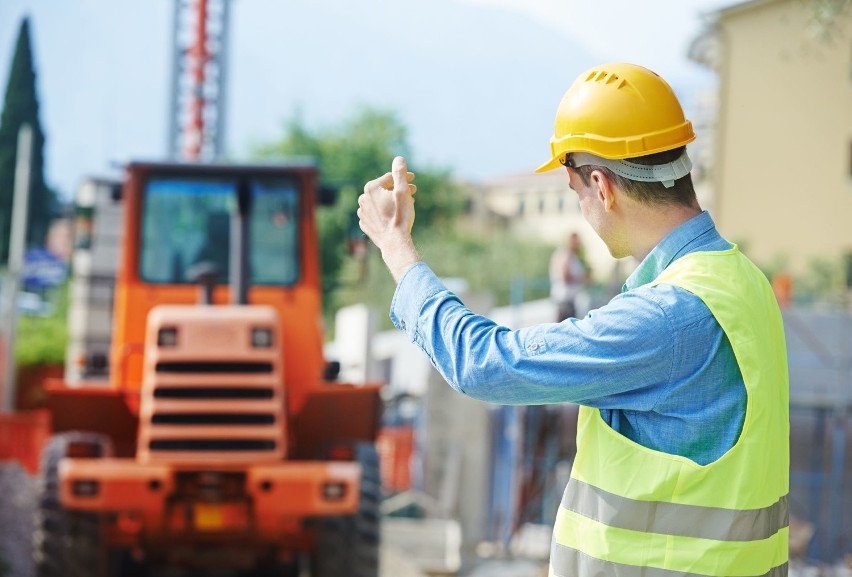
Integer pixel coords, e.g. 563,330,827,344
251,327,273,348
72,479,100,497
157,327,178,347
321,481,347,501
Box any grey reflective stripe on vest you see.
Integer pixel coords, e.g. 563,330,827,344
551,543,789,577
563,478,789,542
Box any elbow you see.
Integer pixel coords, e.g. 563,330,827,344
447,362,509,403
442,366,480,400
432,320,514,402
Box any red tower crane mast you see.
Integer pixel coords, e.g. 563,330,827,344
167,0,231,161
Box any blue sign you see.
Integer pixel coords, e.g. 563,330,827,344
22,247,67,290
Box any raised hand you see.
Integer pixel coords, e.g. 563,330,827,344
358,156,421,281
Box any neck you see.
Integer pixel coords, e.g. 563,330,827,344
625,201,702,261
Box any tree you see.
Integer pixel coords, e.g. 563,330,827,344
253,106,465,312
0,17,57,264
253,105,556,331
807,0,851,40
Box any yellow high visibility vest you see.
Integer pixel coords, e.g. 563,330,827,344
550,248,790,577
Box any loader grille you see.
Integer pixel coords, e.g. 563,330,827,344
153,387,275,399
155,361,273,374
140,369,285,462
152,413,276,425
149,439,277,451
138,307,286,464
140,359,286,462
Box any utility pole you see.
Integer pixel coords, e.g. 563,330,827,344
0,124,33,412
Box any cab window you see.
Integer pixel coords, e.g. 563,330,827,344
140,176,300,285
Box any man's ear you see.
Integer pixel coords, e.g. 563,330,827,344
591,170,616,212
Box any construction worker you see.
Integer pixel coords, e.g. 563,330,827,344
357,63,789,576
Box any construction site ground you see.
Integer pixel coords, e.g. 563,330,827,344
1,460,850,577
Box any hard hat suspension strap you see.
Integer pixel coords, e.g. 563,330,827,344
569,150,692,188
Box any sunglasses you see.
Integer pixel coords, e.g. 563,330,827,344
559,154,577,169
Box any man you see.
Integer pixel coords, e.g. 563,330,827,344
358,63,789,577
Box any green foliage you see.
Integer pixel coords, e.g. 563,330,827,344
0,17,59,263
252,106,464,314
334,224,553,331
14,283,67,368
807,0,852,42
761,253,791,280
794,256,845,304
419,229,552,305
758,252,850,306
252,105,553,329
257,106,411,187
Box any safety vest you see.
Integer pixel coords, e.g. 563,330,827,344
550,248,790,577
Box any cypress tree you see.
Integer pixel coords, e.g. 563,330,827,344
0,16,57,264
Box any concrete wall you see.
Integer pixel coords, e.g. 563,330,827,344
64,178,123,383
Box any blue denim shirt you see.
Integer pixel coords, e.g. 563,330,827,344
390,211,745,465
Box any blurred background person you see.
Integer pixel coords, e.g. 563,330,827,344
549,232,590,322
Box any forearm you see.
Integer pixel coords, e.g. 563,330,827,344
391,265,679,407
380,233,422,283
391,264,582,405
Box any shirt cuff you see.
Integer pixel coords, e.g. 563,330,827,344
389,262,445,341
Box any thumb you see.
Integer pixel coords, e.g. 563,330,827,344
391,156,408,192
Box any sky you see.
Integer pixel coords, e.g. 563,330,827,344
0,0,737,201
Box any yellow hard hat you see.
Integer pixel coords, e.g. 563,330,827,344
536,63,695,172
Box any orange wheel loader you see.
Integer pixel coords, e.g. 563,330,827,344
32,161,382,576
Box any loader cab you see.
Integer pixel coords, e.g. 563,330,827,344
110,162,327,414
138,176,300,288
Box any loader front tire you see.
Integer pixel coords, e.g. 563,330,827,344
32,433,108,577
312,442,381,577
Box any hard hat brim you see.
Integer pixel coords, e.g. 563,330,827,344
535,156,563,173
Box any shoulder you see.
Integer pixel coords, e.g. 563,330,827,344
588,284,714,336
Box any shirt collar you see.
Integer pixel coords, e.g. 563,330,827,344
623,211,717,292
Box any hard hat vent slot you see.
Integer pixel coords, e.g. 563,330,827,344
590,71,627,89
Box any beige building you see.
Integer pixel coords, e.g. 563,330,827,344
694,0,852,285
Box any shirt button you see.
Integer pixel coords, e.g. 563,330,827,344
529,342,539,351
400,320,407,331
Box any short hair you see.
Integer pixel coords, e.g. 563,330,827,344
574,146,696,207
